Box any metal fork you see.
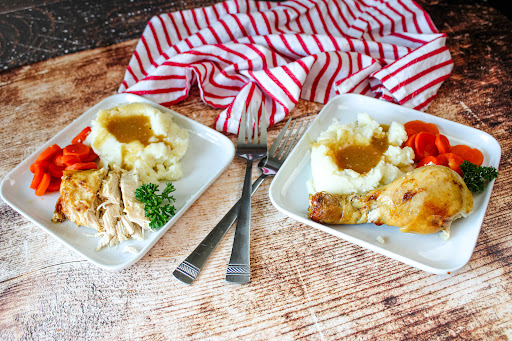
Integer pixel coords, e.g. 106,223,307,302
225,105,267,284
173,117,309,284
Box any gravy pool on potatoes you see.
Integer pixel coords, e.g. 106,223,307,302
327,134,389,174
86,102,189,184
310,113,415,195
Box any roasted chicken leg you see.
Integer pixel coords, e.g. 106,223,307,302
308,165,473,235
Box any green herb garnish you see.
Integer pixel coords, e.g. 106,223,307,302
135,182,177,230
460,160,498,193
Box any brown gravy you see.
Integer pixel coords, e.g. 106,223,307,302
328,135,388,174
106,115,156,146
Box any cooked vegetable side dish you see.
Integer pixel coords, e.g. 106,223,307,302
29,127,99,197
29,102,189,251
308,115,498,237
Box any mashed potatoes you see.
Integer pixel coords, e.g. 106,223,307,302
311,113,414,194
86,102,189,184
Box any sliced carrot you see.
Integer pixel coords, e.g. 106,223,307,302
435,134,450,154
65,162,97,171
52,150,66,167
450,145,484,166
71,127,91,144
81,148,98,162
46,177,62,192
36,144,61,163
61,154,81,166
437,153,464,175
30,169,44,190
404,120,439,138
414,131,438,161
405,133,417,149
417,156,439,168
63,143,90,160
29,127,95,196
48,163,66,178
30,161,50,173
35,173,51,196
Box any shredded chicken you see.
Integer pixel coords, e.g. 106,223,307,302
120,170,150,230
99,168,121,205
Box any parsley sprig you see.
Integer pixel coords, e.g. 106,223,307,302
135,182,177,230
460,160,498,193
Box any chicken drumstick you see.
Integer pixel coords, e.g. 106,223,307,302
308,165,473,235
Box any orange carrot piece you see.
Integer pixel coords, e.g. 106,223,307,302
450,145,484,166
71,127,91,144
52,150,66,167
65,162,98,171
61,154,81,166
46,177,62,192
63,143,90,160
404,120,439,138
435,134,450,154
30,161,50,173
414,131,438,161
416,156,439,168
48,163,66,178
81,148,98,162
36,144,62,163
405,134,417,149
437,153,464,175
30,169,44,190
35,173,51,196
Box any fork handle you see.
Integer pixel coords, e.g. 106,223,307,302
226,159,254,284
173,172,268,285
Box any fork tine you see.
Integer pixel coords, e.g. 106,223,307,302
260,105,267,145
253,104,259,144
280,121,307,160
238,105,246,144
251,104,257,144
248,105,252,144
269,117,292,156
274,120,298,160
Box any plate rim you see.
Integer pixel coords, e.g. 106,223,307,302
0,93,235,270
269,93,501,274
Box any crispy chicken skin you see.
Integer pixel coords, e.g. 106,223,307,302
308,166,473,234
52,168,107,228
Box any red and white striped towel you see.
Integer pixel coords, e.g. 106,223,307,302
119,0,453,134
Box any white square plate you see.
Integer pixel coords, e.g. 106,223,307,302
269,94,501,274
0,94,235,270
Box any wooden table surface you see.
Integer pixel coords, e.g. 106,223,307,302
1,1,511,339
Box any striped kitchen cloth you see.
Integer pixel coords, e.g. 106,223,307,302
119,0,453,134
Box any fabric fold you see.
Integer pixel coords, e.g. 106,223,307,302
120,0,453,134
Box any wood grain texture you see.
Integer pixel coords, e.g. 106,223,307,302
1,1,512,340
